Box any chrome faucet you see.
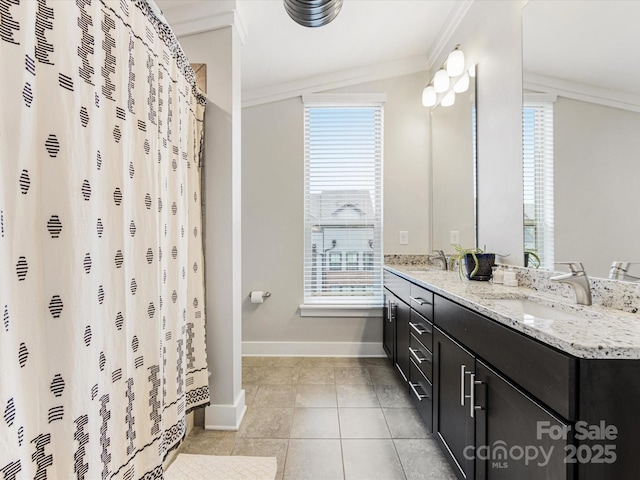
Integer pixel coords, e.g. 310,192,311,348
550,262,592,305
432,250,448,271
609,261,640,282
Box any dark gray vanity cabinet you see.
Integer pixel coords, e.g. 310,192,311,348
433,327,476,479
384,271,435,428
474,359,571,479
383,289,396,362
434,294,574,480
383,268,640,479
394,294,411,381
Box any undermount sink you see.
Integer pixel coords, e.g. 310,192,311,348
491,298,584,322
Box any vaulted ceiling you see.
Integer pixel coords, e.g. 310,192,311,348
154,0,468,103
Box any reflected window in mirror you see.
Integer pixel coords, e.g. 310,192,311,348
523,94,556,269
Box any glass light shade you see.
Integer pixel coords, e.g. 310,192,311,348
446,48,465,77
453,72,470,93
421,85,437,107
441,90,455,107
468,63,476,77
433,69,450,93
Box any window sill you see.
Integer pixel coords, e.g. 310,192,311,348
299,304,383,318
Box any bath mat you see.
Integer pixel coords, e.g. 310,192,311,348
165,454,277,480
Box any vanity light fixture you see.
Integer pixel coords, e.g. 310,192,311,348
453,72,470,93
422,84,437,107
284,0,343,28
433,69,450,93
446,45,465,77
440,90,456,107
421,45,467,108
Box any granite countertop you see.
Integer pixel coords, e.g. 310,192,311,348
385,265,640,360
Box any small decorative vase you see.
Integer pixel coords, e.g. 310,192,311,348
463,253,496,281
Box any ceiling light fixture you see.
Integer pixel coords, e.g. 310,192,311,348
284,0,343,28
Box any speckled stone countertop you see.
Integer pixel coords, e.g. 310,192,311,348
385,265,640,360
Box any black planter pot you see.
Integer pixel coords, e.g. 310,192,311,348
463,253,496,281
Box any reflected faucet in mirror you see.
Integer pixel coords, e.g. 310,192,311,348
609,262,640,282
550,262,592,306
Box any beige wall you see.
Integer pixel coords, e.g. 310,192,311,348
554,98,640,277
180,27,246,428
242,72,429,348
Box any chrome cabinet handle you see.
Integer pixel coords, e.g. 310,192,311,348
409,347,429,364
409,382,429,401
410,296,431,306
409,322,428,335
460,365,466,406
389,302,397,322
470,373,483,418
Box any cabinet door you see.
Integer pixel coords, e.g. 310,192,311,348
434,327,476,479
395,298,411,382
474,360,571,480
383,290,396,363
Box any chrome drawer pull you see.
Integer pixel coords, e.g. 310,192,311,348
409,382,429,401
409,347,429,364
409,322,428,335
389,302,397,322
470,373,483,418
410,296,431,306
460,365,466,406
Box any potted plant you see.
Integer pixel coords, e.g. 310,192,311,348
524,249,540,268
451,244,496,281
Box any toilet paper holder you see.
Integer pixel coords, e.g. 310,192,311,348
249,291,271,300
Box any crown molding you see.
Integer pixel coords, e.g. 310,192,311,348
167,7,247,44
524,72,640,114
426,0,474,71
242,55,428,108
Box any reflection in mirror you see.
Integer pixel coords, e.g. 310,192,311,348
522,1,640,279
431,66,477,252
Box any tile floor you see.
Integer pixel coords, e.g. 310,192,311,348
180,356,457,480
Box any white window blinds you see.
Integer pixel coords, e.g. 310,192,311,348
523,95,556,269
303,95,384,306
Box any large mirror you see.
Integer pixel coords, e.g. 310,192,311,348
522,1,640,279
431,67,477,253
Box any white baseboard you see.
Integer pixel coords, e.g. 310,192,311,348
204,389,246,431
242,341,386,357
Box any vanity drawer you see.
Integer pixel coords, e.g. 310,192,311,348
409,358,433,430
409,309,433,353
410,333,433,382
384,270,411,305
409,283,434,321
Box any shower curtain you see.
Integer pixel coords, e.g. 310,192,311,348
0,1,210,478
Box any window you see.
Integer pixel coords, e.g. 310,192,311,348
329,252,342,270
523,94,556,269
303,94,384,308
346,252,359,270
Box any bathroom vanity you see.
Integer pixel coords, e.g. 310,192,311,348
384,265,640,480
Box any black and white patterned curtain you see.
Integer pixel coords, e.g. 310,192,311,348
0,1,210,478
